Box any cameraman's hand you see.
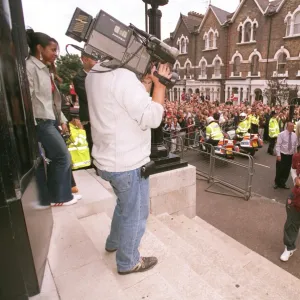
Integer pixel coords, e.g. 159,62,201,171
151,64,172,88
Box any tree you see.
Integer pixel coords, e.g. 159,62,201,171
56,54,82,94
263,78,297,106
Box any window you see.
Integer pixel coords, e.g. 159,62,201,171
201,61,206,77
181,39,186,53
286,17,291,36
233,57,241,76
285,9,300,37
175,64,179,74
204,35,208,49
238,26,242,43
277,53,287,74
253,24,257,41
186,63,191,77
208,32,214,49
214,60,221,77
203,29,218,50
244,22,252,42
295,12,300,35
238,18,258,43
251,55,259,76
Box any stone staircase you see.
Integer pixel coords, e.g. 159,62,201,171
30,170,300,300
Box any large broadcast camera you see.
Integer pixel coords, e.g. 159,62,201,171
66,8,179,88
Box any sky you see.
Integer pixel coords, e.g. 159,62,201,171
22,0,239,55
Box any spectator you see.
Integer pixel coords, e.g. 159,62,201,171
274,123,297,189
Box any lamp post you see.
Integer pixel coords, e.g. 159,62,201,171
142,0,168,159
142,0,187,173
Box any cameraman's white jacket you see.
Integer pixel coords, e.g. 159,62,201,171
85,65,164,172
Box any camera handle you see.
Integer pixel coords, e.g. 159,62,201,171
153,71,172,89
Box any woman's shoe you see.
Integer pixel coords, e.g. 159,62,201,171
51,197,78,207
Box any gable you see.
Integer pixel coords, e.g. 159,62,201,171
198,9,221,34
198,5,231,33
231,0,265,22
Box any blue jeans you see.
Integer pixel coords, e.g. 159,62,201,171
36,120,73,203
98,168,150,272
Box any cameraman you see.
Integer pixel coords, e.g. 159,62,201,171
86,63,171,275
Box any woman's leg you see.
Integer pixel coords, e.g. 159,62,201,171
36,120,73,203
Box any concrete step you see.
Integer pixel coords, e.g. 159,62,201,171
80,213,185,299
158,213,300,300
80,213,225,299
149,214,262,299
51,170,116,220
46,209,130,300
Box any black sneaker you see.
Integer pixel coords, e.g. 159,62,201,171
118,257,158,275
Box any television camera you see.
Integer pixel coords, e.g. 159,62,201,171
66,8,179,88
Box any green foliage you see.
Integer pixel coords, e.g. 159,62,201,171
56,54,82,94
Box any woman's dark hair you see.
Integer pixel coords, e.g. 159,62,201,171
26,28,58,56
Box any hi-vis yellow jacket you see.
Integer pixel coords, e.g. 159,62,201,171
269,117,280,138
67,123,91,170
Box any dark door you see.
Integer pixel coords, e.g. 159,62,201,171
0,0,53,298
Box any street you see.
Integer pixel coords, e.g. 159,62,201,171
183,144,293,204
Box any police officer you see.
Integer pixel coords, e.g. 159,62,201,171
236,113,250,139
250,109,259,134
206,116,224,146
268,111,280,155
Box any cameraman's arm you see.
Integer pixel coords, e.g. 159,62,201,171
114,69,164,129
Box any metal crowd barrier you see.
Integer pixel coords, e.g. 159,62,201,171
167,136,254,200
163,136,184,159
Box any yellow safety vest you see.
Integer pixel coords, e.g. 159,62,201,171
67,123,91,170
206,122,224,140
269,118,279,138
251,115,259,126
236,119,250,136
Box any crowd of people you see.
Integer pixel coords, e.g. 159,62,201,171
162,90,300,153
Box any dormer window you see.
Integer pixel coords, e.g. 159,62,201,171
295,12,300,34
203,28,218,50
237,17,258,44
286,17,291,36
176,35,189,54
208,32,214,48
285,7,300,37
244,22,251,42
181,39,186,53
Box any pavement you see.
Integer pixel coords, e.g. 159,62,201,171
183,143,293,204
196,178,300,279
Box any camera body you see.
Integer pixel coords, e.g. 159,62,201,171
66,8,179,87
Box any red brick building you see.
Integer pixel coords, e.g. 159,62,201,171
165,0,300,104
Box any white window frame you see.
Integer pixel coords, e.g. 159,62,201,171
237,17,258,44
203,28,219,50
284,6,300,37
176,34,189,54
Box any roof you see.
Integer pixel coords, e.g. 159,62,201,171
170,12,203,38
210,5,231,24
182,14,203,33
